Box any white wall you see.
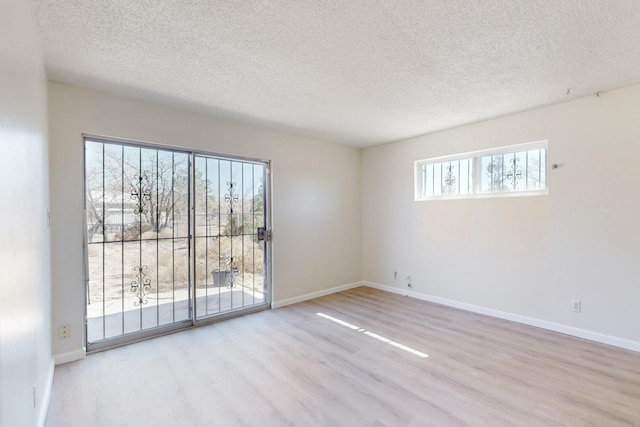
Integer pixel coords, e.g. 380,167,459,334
0,1,53,426
362,83,640,347
48,82,362,358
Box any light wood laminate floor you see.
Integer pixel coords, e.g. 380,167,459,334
46,287,640,426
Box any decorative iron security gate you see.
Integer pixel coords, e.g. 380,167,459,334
193,155,268,319
84,137,270,349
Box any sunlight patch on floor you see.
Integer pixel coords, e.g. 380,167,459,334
316,312,429,358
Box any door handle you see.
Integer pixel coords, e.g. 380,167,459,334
257,227,267,241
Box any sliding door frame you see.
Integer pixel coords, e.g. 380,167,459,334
190,149,273,325
82,134,272,353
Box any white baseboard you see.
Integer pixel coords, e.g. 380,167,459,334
38,359,55,427
53,347,86,365
363,281,640,353
272,281,363,309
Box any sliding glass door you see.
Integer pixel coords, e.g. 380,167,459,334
84,137,270,350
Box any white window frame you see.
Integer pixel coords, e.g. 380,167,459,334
414,140,548,201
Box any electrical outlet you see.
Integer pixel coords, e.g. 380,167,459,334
572,300,581,313
407,275,412,282
393,271,398,280
58,324,71,339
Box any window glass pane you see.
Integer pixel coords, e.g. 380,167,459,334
529,148,547,190
441,161,457,195
459,159,470,195
515,151,527,191
497,154,506,192
502,151,526,191
526,149,540,190
433,163,442,197
478,148,546,194
424,164,433,197
480,155,492,193
540,148,547,189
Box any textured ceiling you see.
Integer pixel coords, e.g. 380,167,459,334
32,0,640,147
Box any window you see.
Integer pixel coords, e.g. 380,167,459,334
415,141,548,200
419,157,474,198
